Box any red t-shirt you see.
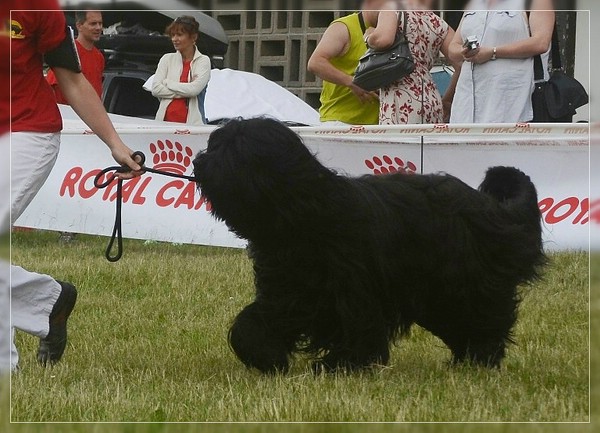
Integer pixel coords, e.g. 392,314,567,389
164,59,191,123
9,0,66,133
0,6,11,134
46,39,105,104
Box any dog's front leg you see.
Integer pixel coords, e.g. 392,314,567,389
312,344,390,374
311,316,392,374
228,301,297,374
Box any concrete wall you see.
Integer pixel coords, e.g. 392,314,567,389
207,5,352,109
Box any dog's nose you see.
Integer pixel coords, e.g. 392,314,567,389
192,154,204,166
192,155,207,180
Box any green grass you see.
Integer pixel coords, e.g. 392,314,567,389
2,230,595,432
0,233,8,260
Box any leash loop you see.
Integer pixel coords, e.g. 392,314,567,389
104,178,123,262
93,151,196,262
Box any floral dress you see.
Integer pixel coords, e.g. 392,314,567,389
379,11,449,125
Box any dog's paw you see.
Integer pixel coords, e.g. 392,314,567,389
311,360,331,375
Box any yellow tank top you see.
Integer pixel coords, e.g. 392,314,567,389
318,13,379,125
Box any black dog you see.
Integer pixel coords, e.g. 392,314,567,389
193,118,545,374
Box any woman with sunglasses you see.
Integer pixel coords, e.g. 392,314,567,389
152,15,211,125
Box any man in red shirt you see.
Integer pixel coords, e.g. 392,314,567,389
0,0,8,377
46,9,105,103
1,0,142,373
47,10,105,242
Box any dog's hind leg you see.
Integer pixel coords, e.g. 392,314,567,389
438,307,517,368
228,302,297,374
425,280,519,368
445,335,508,368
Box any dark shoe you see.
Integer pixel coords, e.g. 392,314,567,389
37,281,77,366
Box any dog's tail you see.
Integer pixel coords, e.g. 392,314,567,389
478,166,546,276
478,166,536,205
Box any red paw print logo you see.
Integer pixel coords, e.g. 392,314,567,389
349,125,367,133
591,199,600,224
149,140,194,175
365,155,417,175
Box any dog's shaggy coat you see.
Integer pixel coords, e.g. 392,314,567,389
193,118,545,373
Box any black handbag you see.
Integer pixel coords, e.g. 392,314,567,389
352,12,415,92
531,23,588,122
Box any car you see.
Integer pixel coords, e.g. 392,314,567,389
102,67,157,119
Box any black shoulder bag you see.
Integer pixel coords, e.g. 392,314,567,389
531,20,588,122
352,11,415,92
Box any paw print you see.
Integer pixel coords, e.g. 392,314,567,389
591,199,600,224
364,155,417,175
149,140,194,175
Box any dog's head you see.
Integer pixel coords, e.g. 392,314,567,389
193,117,333,239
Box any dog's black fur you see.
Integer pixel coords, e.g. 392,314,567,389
193,117,545,374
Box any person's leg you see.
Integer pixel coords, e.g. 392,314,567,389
10,132,60,223
10,131,76,367
10,266,60,339
0,133,8,235
0,260,9,373
0,133,9,373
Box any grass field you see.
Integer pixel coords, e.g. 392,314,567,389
2,230,596,433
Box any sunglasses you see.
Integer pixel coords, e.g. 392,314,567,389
174,16,195,25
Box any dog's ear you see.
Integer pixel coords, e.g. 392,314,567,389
192,120,247,188
236,118,325,175
205,118,246,153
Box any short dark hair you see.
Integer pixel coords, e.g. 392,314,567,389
74,6,101,25
166,15,200,36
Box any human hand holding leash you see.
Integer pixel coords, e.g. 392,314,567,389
110,143,144,179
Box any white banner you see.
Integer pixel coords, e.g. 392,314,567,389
15,119,593,251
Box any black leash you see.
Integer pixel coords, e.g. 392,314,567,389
93,151,196,262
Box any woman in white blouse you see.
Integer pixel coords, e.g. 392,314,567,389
152,16,211,125
447,0,554,123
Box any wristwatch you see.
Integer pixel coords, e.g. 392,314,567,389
491,47,497,60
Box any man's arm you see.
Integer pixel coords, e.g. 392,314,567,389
53,67,142,176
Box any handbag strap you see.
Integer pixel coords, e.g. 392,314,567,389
400,11,408,38
549,24,561,69
530,12,560,80
360,10,407,47
358,11,366,34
